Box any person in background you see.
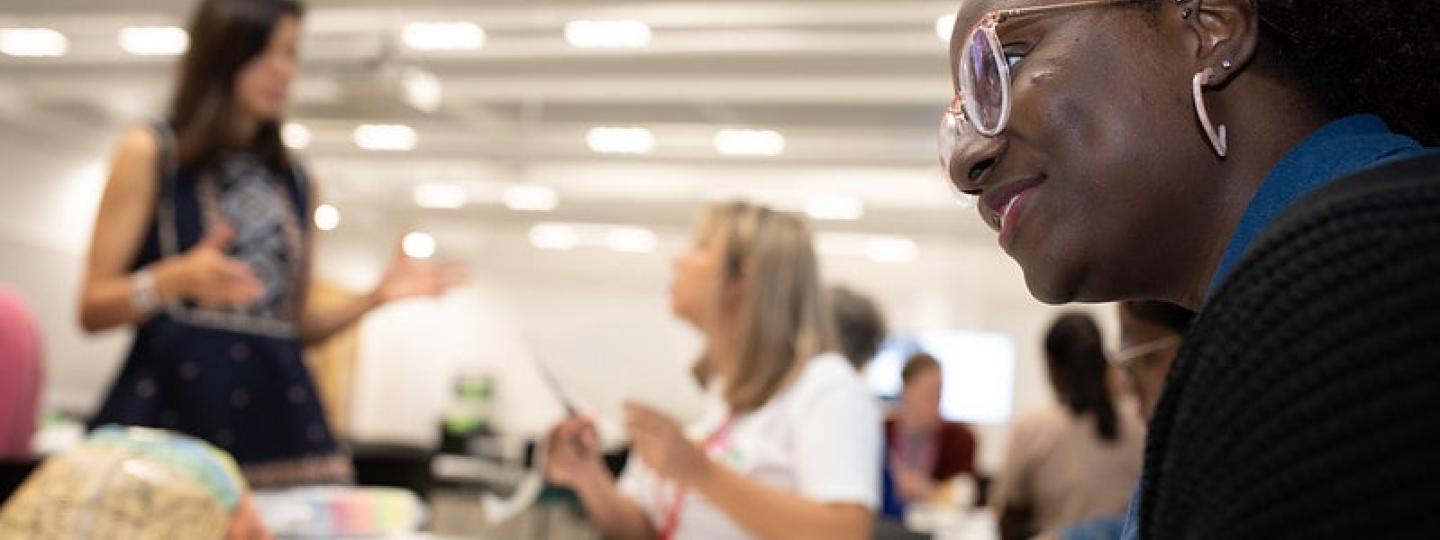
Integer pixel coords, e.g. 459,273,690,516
1052,302,1193,540
79,0,464,488
993,313,1143,540
1112,301,1193,422
0,285,42,461
827,285,887,371
881,353,977,518
544,201,880,540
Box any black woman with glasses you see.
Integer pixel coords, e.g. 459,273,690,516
938,0,1438,538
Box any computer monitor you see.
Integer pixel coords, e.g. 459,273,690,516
863,329,1016,424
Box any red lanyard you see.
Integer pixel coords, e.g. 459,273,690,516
654,414,734,540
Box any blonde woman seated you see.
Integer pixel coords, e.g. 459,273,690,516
545,201,880,540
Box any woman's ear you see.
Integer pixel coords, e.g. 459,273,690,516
1181,0,1261,86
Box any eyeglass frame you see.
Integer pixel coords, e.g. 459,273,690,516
942,0,1145,140
1109,334,1182,372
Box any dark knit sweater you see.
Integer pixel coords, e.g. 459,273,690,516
1140,152,1440,538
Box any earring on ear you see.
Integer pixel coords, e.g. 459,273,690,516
1175,0,1198,18
1192,67,1228,158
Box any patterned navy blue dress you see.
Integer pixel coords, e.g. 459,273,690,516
91,122,351,488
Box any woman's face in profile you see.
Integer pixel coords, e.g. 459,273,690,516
945,0,1221,305
234,14,301,122
669,232,724,327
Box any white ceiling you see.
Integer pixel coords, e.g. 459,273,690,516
0,0,988,242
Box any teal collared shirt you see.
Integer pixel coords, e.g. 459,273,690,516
1116,114,1433,540
1205,114,1432,297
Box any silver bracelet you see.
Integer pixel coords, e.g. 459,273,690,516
130,269,160,315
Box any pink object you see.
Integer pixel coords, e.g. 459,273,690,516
0,285,43,460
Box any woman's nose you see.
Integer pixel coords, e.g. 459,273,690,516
944,113,1005,194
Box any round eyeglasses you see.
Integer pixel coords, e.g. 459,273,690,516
939,0,1140,182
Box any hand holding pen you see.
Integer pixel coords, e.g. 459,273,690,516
537,361,609,488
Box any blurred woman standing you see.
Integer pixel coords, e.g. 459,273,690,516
993,313,1144,540
79,0,463,488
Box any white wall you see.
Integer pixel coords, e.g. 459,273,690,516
0,121,131,415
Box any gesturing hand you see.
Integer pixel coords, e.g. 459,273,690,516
371,237,469,304
177,223,262,308
624,403,713,488
891,458,939,502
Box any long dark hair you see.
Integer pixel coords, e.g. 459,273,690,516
1044,312,1120,442
169,0,304,176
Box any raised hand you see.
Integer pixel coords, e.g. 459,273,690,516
176,223,263,308
371,237,469,304
624,403,712,488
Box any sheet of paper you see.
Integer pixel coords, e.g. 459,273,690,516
480,470,546,525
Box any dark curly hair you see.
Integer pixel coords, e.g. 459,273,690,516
1152,0,1439,146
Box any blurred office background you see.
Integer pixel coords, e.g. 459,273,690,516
0,0,1115,485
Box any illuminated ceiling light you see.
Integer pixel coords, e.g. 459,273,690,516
0,28,68,57
402,22,486,51
866,237,919,264
413,183,468,209
503,185,559,212
118,26,189,56
805,195,865,221
403,69,443,112
353,124,417,151
313,204,340,231
936,14,958,42
564,19,652,49
586,127,655,155
529,223,579,251
713,129,785,157
817,233,919,264
281,122,311,150
607,227,658,253
403,232,436,259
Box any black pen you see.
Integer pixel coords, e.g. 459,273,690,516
536,360,592,458
536,360,579,417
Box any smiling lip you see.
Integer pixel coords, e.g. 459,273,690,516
996,188,1035,249
979,176,1043,242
